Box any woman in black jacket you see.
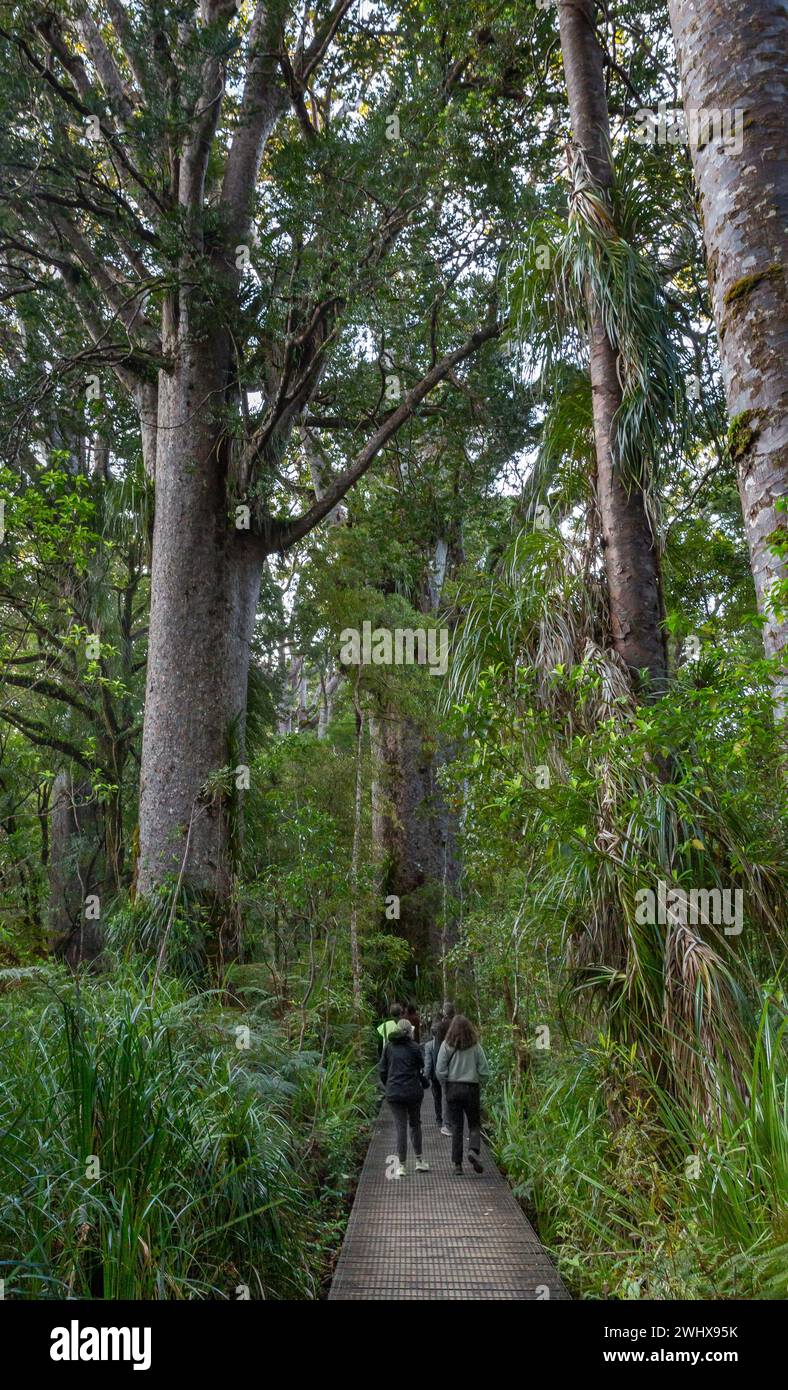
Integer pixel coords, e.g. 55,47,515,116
379,1018,430,1177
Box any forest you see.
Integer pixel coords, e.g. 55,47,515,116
0,0,786,1311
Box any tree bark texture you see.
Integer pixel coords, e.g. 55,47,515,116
559,0,668,690
136,346,262,913
370,711,459,962
49,770,104,966
667,0,788,692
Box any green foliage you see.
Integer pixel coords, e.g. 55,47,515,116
487,1000,787,1300
448,524,786,1050
445,509,787,1298
506,144,692,494
0,960,375,1299
0,0,785,1309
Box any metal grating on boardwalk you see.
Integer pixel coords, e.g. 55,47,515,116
329,1107,571,1300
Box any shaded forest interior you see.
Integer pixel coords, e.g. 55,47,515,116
0,0,786,1301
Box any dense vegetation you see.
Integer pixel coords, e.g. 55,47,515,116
0,0,785,1300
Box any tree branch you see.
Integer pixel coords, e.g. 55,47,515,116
76,8,137,124
0,708,95,772
1,672,99,724
267,320,501,551
220,0,290,247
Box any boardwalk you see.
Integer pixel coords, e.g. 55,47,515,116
329,1108,570,1301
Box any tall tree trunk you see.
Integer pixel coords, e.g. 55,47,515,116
667,0,788,698
370,708,459,962
136,348,260,951
49,770,103,966
368,537,460,968
558,0,667,690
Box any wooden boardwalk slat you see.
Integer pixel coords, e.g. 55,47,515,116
329,1107,570,1300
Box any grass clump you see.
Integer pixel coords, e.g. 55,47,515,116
487,1002,787,1300
0,963,376,1299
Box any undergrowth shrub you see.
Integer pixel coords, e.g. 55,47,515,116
487,1003,787,1300
0,962,376,1299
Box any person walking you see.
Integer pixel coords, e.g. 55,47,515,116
376,1001,403,1050
431,1002,455,1136
436,1014,489,1175
423,1010,449,1134
379,1018,430,1177
403,1001,420,1041
436,1001,455,1043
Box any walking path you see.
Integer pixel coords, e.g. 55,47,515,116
328,1107,571,1300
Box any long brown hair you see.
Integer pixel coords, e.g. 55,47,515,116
444,1014,477,1050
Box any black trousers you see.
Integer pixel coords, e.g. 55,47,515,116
431,1077,443,1124
388,1096,423,1162
446,1081,481,1166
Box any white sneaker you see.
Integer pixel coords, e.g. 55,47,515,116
415,1158,430,1172
394,1163,406,1178
440,1125,452,1137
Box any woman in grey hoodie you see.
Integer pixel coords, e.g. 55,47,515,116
435,1014,490,1174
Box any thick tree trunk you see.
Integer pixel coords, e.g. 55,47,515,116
559,0,667,690
667,0,788,695
49,770,103,966
136,349,261,939
591,324,668,684
369,534,460,965
370,708,459,961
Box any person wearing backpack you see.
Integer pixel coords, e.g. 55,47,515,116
376,1001,403,1051
379,1017,431,1177
435,1014,490,1175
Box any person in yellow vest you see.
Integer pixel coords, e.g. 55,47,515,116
376,1002,403,1049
